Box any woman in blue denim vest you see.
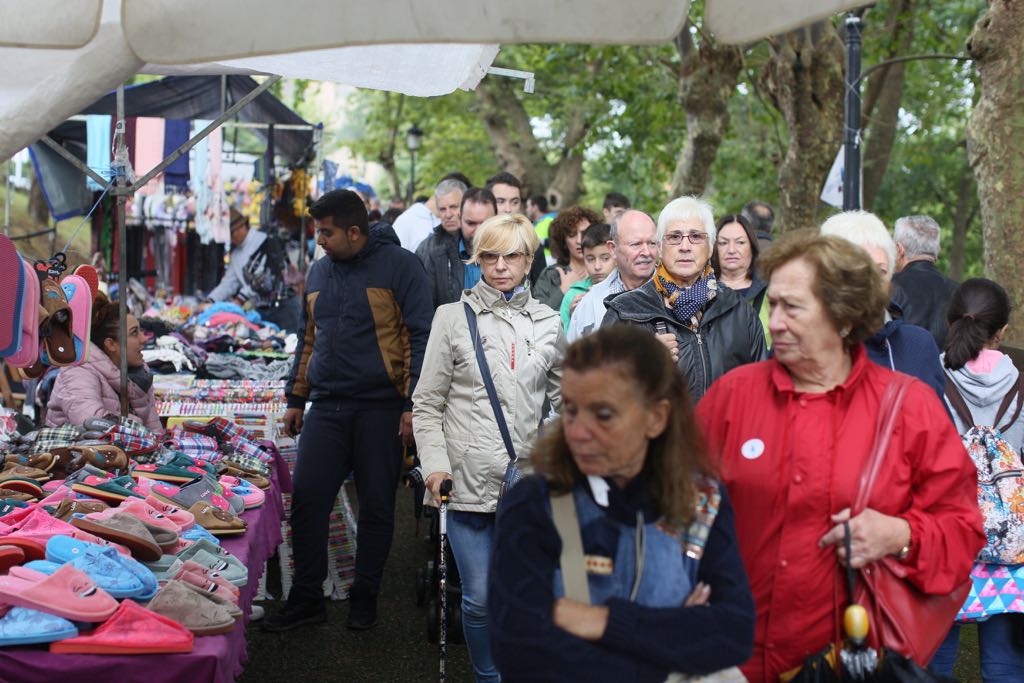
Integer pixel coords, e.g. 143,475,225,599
488,325,755,682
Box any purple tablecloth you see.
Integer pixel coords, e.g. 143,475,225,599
0,472,285,683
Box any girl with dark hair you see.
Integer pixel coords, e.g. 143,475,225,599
533,206,602,312
488,325,754,682
931,278,1024,682
45,293,161,431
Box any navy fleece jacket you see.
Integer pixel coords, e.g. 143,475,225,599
286,223,433,411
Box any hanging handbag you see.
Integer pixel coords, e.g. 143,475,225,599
464,303,522,498
850,373,971,666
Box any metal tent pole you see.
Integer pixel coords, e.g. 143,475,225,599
115,85,129,417
843,12,864,211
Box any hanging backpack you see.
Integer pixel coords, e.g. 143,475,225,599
946,373,1024,565
242,229,293,306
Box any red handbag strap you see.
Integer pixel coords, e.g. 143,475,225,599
853,374,915,514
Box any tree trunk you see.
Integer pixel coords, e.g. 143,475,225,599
861,0,916,209
949,160,978,282
668,26,744,198
475,77,590,209
967,0,1024,343
376,93,404,200
759,22,845,231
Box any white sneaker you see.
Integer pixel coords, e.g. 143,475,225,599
250,604,266,621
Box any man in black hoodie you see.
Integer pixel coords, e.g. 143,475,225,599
264,190,433,633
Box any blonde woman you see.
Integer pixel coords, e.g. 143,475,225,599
414,213,566,682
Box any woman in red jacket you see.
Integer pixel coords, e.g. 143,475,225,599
697,231,984,683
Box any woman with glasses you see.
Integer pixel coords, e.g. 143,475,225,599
413,213,566,682
603,196,766,401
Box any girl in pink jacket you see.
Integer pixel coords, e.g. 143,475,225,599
45,293,162,432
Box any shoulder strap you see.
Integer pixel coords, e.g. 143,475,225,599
944,377,975,428
853,374,915,514
464,303,517,463
550,492,591,605
996,372,1024,433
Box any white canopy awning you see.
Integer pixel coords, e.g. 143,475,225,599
705,0,873,44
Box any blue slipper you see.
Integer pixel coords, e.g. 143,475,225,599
45,535,158,601
0,606,77,646
25,552,144,600
180,524,220,546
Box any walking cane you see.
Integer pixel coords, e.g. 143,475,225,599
438,479,453,682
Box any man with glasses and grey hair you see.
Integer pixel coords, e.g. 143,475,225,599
602,196,766,401
566,209,658,341
891,214,959,349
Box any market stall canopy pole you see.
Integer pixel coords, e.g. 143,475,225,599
705,0,872,44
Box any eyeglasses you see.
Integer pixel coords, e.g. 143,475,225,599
663,232,708,246
479,252,526,265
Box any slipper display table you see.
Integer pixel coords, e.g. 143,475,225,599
0,467,286,683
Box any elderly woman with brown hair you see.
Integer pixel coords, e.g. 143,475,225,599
696,230,984,682
603,196,767,402
488,325,754,682
533,206,602,312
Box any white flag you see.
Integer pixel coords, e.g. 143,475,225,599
820,145,844,209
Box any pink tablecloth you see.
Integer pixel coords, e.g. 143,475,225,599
0,473,285,683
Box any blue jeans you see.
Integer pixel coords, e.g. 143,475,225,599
446,510,499,683
930,616,1024,682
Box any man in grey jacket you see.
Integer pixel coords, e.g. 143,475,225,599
204,209,300,331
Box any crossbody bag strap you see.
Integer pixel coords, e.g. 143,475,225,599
853,373,915,514
464,303,517,463
550,491,591,605
996,372,1024,433
944,376,975,428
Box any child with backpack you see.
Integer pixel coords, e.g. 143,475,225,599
931,278,1024,683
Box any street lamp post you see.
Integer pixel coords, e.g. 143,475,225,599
406,123,423,205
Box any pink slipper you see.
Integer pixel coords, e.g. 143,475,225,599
143,496,195,531
59,274,92,367
0,508,129,560
6,258,39,368
114,497,182,533
50,598,193,655
0,563,117,622
0,236,24,356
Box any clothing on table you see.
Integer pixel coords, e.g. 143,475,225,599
891,260,959,349
567,269,627,342
393,202,440,252
603,280,767,402
489,473,754,682
45,343,163,432
203,354,293,382
559,276,592,332
696,346,985,683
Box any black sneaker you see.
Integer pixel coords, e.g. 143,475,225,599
260,601,327,632
346,586,378,631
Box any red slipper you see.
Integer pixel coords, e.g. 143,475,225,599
0,545,25,574
72,264,100,301
50,599,193,655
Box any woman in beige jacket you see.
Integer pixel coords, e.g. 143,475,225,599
413,213,565,682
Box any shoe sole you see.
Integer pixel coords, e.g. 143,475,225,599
260,611,327,633
345,618,377,631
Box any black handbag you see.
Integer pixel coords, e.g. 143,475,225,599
464,303,522,498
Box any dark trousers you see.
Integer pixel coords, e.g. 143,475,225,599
288,402,403,605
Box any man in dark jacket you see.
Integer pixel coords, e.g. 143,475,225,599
415,187,496,308
264,190,432,633
891,214,958,349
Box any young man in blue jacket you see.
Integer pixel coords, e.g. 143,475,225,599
264,190,433,632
